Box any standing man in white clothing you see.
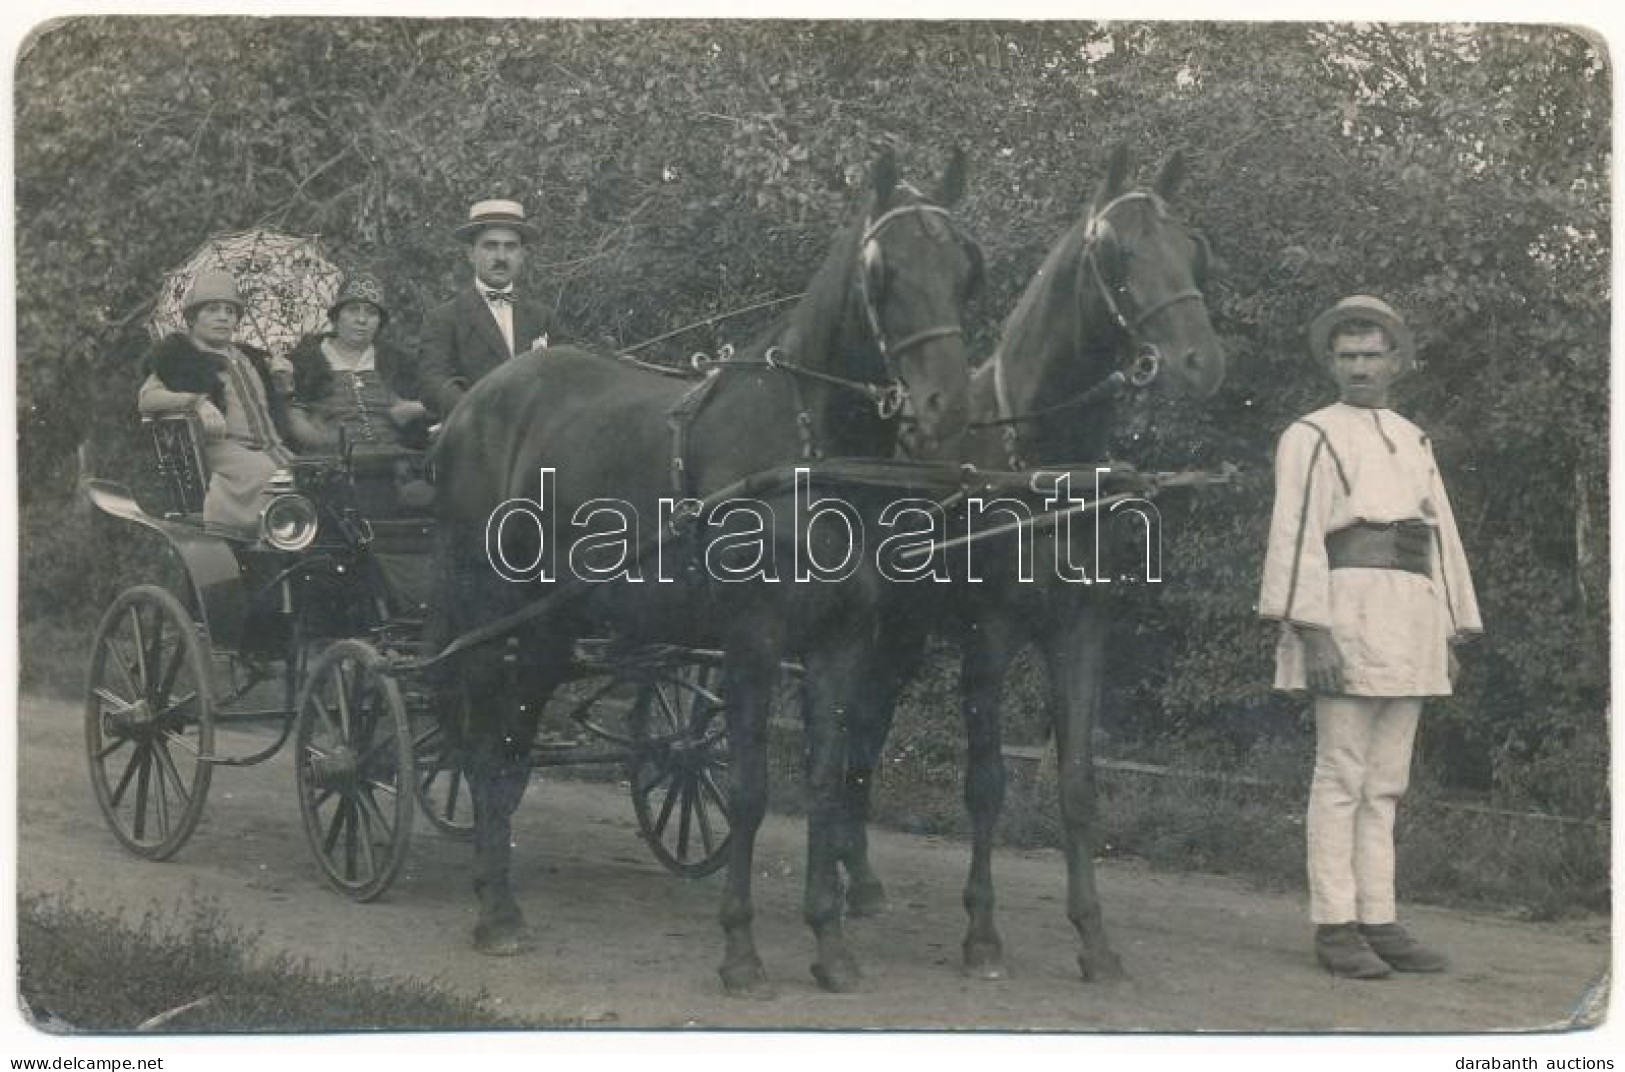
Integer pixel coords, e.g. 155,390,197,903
1259,295,1482,979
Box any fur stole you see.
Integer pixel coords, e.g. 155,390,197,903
146,333,275,417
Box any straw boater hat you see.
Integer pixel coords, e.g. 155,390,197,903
182,269,245,315
1309,294,1416,374
454,198,539,243
327,273,390,326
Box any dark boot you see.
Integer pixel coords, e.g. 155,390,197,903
1315,923,1392,979
1359,923,1449,973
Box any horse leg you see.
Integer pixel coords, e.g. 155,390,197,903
839,617,927,918
717,635,777,998
959,612,1016,979
802,634,869,993
458,636,559,956
1039,601,1125,982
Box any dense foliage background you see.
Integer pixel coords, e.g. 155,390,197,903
14,19,1610,824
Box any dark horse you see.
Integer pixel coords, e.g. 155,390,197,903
838,145,1226,982
429,150,981,996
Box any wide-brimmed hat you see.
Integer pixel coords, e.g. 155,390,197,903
182,269,245,315
327,273,390,326
1309,294,1416,373
453,198,539,243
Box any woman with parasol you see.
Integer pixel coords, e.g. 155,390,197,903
137,269,295,538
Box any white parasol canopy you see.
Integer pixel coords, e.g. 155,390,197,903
148,230,345,357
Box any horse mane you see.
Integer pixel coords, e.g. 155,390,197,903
998,213,1089,368
768,188,875,369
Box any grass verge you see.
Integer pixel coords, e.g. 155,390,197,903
17,891,532,1033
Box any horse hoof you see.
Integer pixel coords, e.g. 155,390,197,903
720,959,776,1000
1079,950,1127,983
963,944,1008,981
810,955,863,994
846,880,889,918
472,922,529,957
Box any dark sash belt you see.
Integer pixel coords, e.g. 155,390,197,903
1326,520,1432,577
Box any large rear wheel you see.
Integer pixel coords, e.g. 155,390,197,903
294,640,415,901
85,585,215,860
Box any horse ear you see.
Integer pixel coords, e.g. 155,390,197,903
872,148,900,208
1155,150,1187,200
1094,143,1130,208
936,146,967,207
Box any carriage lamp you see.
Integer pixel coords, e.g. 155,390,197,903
261,492,320,552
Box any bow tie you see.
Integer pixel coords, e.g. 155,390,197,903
482,289,515,304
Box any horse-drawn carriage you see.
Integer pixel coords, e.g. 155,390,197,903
84,144,1232,995
82,415,745,900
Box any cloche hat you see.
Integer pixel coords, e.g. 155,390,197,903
1309,294,1417,374
327,272,390,326
182,269,245,315
454,198,539,243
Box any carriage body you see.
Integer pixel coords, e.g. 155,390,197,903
81,414,750,899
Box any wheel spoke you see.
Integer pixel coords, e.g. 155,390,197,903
699,769,730,815
155,640,188,708
676,776,695,861
94,735,133,763
151,737,194,809
93,686,137,715
132,743,154,840
334,662,354,744
109,740,146,807
143,610,167,693
652,684,683,733
309,691,342,744
322,794,347,854
357,785,393,839
162,727,202,758
106,637,142,699
151,745,172,839
126,606,151,693
691,776,718,854
344,798,361,880
352,792,382,879
652,767,682,838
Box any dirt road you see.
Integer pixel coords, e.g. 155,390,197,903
15,692,1610,1032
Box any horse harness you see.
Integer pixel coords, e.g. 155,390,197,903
665,198,976,508
986,190,1208,470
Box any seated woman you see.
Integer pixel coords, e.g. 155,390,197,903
138,269,295,538
284,273,429,455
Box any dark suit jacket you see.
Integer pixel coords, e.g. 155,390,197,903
417,284,551,418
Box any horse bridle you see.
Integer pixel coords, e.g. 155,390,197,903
758,197,975,424
987,191,1208,468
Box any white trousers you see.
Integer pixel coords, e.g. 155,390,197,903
1307,696,1423,924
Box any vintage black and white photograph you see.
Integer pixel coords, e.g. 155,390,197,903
5,5,1614,1048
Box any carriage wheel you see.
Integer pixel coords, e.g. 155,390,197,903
412,718,474,840
85,585,215,860
629,661,732,878
294,640,415,901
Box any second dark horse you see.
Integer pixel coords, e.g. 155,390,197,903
430,150,982,996
839,145,1227,983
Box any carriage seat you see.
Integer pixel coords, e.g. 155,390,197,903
144,413,210,523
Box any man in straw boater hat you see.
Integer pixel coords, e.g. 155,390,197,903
1258,295,1482,979
417,198,554,420
138,268,296,537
